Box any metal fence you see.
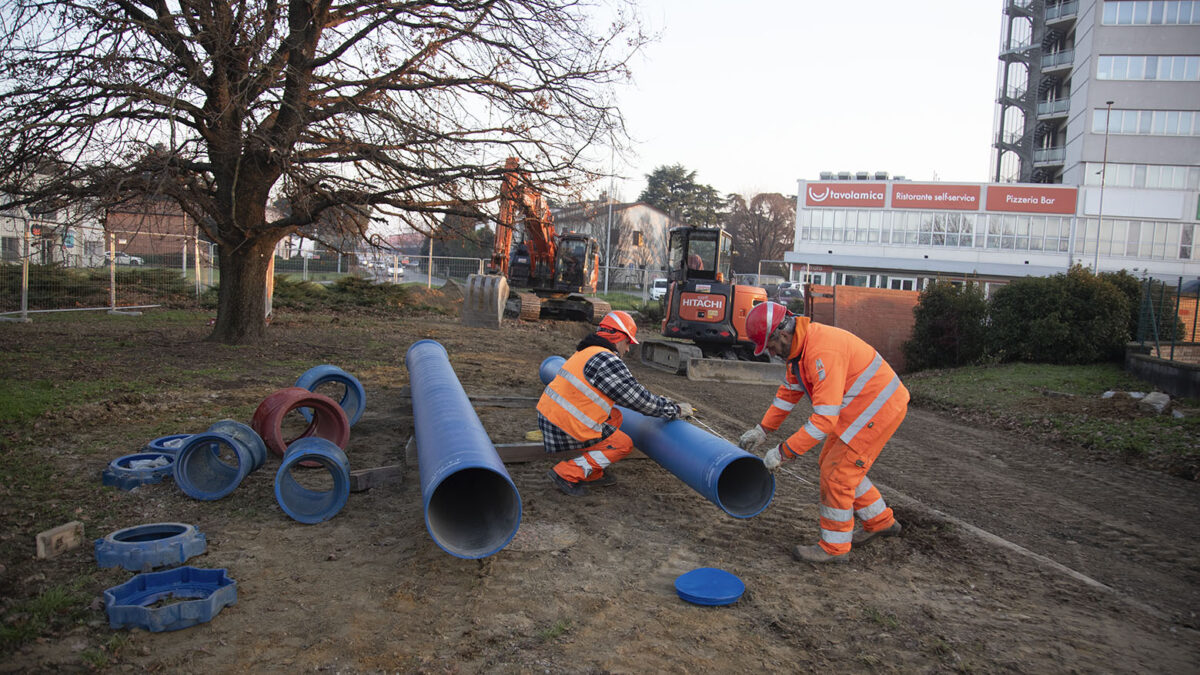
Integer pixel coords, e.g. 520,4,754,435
1136,276,1200,364
1,237,669,322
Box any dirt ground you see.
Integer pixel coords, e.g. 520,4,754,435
2,299,1199,673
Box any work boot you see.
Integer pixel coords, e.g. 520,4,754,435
547,470,589,497
852,521,902,546
792,544,849,564
585,471,617,487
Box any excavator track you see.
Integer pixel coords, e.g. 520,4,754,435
582,297,611,324
515,292,542,321
640,339,704,375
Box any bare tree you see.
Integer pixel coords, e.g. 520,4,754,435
726,192,795,273
0,0,646,343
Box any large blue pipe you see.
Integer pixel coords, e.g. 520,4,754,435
539,356,774,518
406,340,522,558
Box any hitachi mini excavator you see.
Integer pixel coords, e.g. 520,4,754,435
639,226,779,381
461,158,610,328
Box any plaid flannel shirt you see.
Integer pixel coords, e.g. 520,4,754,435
539,349,680,454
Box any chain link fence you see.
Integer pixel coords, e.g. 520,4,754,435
1136,276,1199,364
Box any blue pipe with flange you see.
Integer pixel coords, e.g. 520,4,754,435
406,339,521,559
275,437,351,524
538,355,774,518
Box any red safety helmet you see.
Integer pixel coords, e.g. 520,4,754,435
597,310,639,345
745,301,791,356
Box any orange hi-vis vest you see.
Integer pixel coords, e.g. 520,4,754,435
537,346,615,442
761,317,909,459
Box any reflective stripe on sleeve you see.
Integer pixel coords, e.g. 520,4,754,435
841,374,901,444
812,404,840,416
820,504,853,522
821,529,854,544
558,369,613,415
802,420,827,442
544,387,604,433
784,382,804,392
772,397,795,411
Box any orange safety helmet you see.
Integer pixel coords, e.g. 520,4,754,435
597,310,639,345
745,301,791,356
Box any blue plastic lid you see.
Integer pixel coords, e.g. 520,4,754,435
674,567,745,606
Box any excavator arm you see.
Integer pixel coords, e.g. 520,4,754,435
499,157,557,284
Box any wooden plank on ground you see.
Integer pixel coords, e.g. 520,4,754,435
349,464,404,492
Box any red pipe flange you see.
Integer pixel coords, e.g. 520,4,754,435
251,387,350,466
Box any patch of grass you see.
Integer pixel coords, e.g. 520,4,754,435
537,619,572,640
80,632,132,669
906,362,1200,470
864,607,900,629
0,581,93,653
0,378,126,426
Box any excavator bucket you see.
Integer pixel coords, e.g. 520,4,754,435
461,274,510,329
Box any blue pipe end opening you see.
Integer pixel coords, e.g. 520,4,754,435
713,456,776,518
425,467,522,559
173,432,250,501
275,438,351,524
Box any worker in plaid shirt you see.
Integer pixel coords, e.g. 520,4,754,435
537,311,693,497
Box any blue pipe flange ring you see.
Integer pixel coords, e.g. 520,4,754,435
294,364,366,427
205,419,267,471
145,434,192,455
101,452,176,491
104,566,236,632
173,432,256,501
94,522,207,571
275,437,351,524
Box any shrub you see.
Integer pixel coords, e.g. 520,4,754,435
988,265,1129,364
903,280,988,371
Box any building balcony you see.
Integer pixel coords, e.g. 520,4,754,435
1037,97,1070,118
1041,49,1075,72
1046,0,1078,23
1034,146,1065,164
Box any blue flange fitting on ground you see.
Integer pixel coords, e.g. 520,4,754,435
173,429,266,501
104,566,236,632
101,452,176,491
295,364,367,427
145,434,192,455
206,419,268,466
94,522,207,571
274,437,351,524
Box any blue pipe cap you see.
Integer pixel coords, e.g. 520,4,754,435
675,567,745,606
101,452,175,491
95,522,207,571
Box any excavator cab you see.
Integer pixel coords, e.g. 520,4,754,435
641,226,769,373
553,232,600,294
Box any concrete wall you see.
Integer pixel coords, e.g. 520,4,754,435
1125,345,1200,399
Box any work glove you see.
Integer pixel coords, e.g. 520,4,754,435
738,425,767,452
676,402,695,419
762,445,782,472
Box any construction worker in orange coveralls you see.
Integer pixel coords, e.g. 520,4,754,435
738,301,907,563
538,310,694,497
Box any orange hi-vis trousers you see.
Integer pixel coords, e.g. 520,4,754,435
552,429,635,484
816,410,905,556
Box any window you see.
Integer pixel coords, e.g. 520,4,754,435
1097,55,1200,81
632,231,644,247
1103,1,1200,24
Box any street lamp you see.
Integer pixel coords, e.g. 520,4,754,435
1094,100,1114,273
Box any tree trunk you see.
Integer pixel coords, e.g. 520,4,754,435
206,236,276,344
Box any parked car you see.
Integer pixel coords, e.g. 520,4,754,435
386,264,406,277
776,281,804,305
107,252,144,266
649,277,669,301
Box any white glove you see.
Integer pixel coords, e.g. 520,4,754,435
762,445,782,472
738,425,767,451
676,402,695,419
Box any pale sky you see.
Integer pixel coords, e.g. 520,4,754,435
608,0,1004,201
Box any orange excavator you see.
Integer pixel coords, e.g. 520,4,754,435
461,158,610,327
640,226,779,382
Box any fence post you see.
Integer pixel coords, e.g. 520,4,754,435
1171,277,1182,360
194,237,202,299
2,219,33,323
